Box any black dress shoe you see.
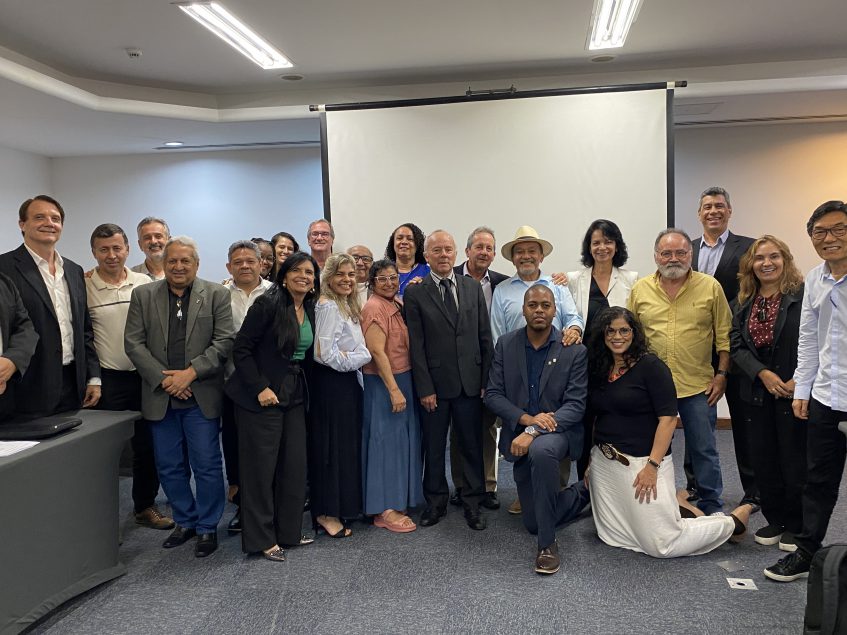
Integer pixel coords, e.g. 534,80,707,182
227,509,241,535
449,490,463,507
464,508,487,531
481,492,500,510
195,532,218,558
162,525,196,549
419,507,446,527
535,541,560,575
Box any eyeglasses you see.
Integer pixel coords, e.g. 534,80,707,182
374,274,399,284
657,250,690,260
811,224,847,241
352,255,373,263
605,327,633,337
309,231,331,238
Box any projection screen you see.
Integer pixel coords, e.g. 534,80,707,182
320,84,672,277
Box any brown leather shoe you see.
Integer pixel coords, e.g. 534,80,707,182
135,506,176,530
535,541,560,575
508,499,522,515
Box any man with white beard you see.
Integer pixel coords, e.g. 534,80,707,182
628,229,732,517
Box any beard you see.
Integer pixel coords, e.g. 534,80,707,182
658,262,689,280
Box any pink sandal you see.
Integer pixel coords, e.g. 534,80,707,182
374,511,417,533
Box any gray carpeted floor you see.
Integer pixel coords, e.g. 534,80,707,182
26,430,847,634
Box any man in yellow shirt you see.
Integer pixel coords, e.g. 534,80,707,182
628,229,732,515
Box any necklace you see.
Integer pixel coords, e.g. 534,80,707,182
608,363,629,382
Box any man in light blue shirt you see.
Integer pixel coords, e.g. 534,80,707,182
765,200,847,583
490,226,583,344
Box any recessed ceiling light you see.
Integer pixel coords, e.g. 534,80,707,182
590,55,616,63
586,0,643,50
173,1,293,70
281,74,304,81
163,141,185,147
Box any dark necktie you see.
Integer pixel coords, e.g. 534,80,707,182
440,278,458,323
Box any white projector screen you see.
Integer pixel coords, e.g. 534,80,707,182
322,86,671,278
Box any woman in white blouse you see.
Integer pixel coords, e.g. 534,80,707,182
566,219,638,479
308,253,372,538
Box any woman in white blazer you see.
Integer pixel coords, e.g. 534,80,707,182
567,219,638,479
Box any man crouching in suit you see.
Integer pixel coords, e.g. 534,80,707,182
404,229,493,531
125,236,234,557
484,285,590,575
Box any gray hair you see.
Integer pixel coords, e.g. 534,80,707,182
424,229,454,251
307,218,335,239
698,186,731,209
653,228,693,252
136,216,171,238
165,235,200,262
465,226,496,250
228,239,260,261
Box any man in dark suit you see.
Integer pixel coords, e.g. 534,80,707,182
405,229,493,530
125,236,234,557
0,273,39,419
485,285,589,575
0,195,101,416
690,186,758,508
450,226,509,510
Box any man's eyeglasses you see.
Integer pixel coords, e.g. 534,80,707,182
657,250,690,260
605,327,633,338
811,224,847,242
310,231,331,238
374,274,399,284
352,255,373,263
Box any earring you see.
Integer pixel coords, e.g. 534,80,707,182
309,287,315,294
282,281,287,288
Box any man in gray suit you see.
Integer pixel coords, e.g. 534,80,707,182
125,236,234,557
484,285,589,575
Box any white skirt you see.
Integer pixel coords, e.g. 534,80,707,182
588,446,734,558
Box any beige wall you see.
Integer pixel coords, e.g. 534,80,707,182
675,120,847,275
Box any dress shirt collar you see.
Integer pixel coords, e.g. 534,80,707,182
462,261,490,283
700,228,730,248
429,269,456,285
24,242,63,270
522,325,558,350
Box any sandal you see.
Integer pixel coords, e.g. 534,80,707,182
263,546,286,562
374,511,417,533
313,519,353,539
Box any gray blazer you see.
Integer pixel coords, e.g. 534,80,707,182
124,278,234,421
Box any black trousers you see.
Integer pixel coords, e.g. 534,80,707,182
421,392,484,512
796,399,847,558
748,394,806,532
220,395,240,504
96,368,160,513
56,363,81,414
684,374,758,500
236,401,308,552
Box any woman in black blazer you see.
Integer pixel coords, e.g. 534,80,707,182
225,251,319,562
730,235,805,551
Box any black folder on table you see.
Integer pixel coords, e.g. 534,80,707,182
0,412,83,440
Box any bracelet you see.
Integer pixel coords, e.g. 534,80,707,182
646,457,660,469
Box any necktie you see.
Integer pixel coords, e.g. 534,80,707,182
440,278,458,323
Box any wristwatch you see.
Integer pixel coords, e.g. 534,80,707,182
524,425,541,438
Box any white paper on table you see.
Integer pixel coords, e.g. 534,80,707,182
0,440,39,457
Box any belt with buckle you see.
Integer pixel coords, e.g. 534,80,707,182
598,442,630,466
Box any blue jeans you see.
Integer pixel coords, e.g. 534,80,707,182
150,405,225,534
677,393,723,515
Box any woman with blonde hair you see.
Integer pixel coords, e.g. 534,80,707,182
309,253,372,538
731,235,805,551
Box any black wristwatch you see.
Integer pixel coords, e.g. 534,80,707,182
716,370,729,378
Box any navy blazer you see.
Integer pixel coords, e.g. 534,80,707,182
484,327,587,463
0,244,99,415
453,263,509,291
0,272,39,418
692,231,755,303
404,273,493,400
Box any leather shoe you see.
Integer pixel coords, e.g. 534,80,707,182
449,490,463,507
419,507,446,527
535,541,560,575
195,532,218,558
135,506,175,530
464,508,486,531
227,509,241,535
481,491,500,510
162,525,196,549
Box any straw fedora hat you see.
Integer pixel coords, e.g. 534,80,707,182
500,225,554,260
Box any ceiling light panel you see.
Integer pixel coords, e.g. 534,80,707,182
174,2,293,69
586,0,643,51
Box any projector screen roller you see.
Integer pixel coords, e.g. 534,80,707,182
322,86,671,278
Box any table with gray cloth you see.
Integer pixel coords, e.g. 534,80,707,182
0,410,136,635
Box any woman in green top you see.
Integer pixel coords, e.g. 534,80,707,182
226,252,319,562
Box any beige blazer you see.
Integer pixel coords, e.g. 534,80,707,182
566,266,638,323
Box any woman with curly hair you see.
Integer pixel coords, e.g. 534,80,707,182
309,253,372,538
731,235,805,551
385,223,429,298
586,306,752,557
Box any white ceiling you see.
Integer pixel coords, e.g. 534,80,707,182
1,0,847,156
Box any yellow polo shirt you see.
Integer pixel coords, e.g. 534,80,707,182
628,270,731,399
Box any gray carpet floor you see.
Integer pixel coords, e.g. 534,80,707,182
26,430,847,634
